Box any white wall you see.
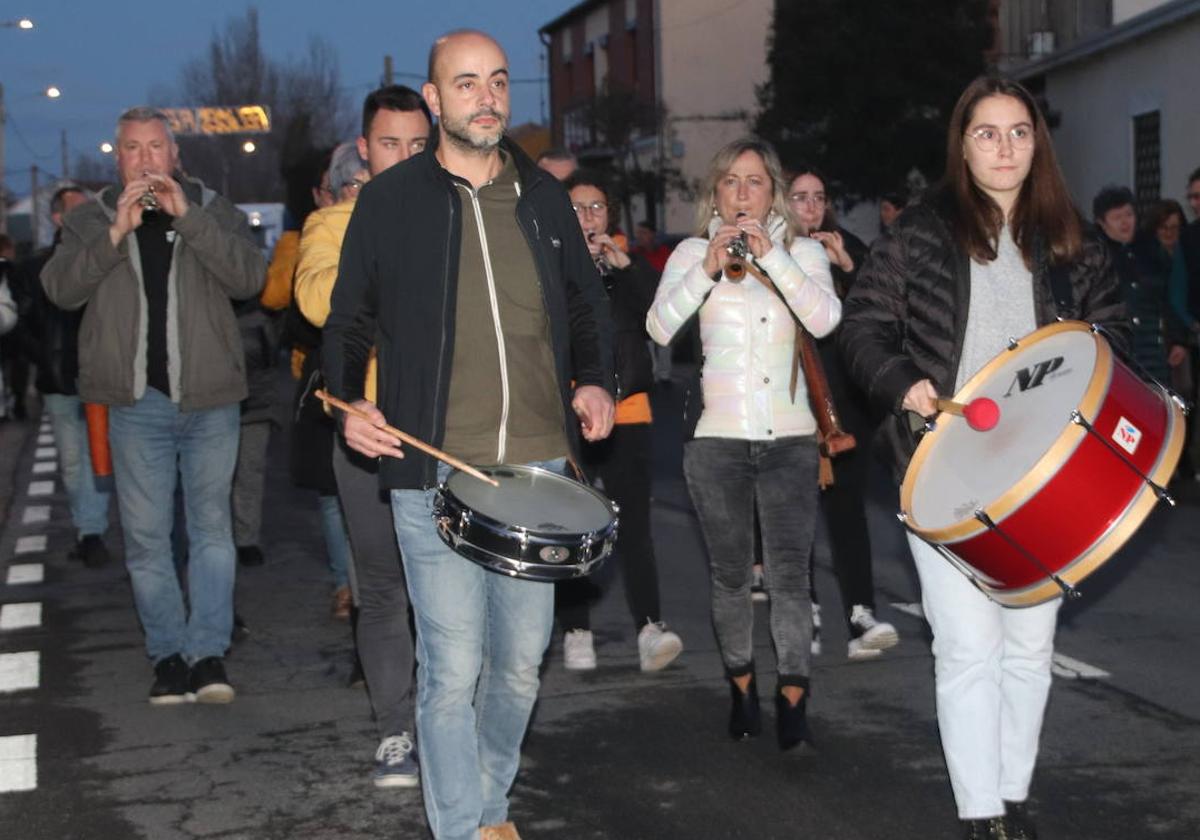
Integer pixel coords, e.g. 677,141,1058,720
1042,14,1200,217
657,0,773,234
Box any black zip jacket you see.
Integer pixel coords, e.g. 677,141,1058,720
323,135,614,490
838,186,1129,481
604,253,657,400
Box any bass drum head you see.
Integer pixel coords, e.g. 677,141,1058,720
445,464,615,535
906,323,1101,532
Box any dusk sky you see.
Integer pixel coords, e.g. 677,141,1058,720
1,0,579,195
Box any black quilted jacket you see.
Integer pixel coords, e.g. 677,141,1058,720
838,187,1129,480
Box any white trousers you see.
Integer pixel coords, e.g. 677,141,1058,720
907,533,1060,819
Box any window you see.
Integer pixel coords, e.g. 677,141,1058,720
1132,110,1160,208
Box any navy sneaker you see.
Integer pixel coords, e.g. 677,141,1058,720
372,733,419,788
149,654,191,705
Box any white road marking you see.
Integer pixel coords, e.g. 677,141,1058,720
5,565,44,585
0,734,37,793
37,434,53,446
0,603,42,631
31,461,56,475
0,652,40,693
34,447,57,459
890,602,925,619
1051,653,1111,680
14,535,47,555
27,480,54,497
21,506,50,525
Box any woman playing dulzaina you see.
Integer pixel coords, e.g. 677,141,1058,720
647,136,840,750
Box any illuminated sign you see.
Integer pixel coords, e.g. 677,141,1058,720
161,105,272,136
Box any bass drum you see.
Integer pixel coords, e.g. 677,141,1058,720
901,321,1184,607
433,464,618,582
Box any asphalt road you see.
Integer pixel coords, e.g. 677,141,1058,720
1,371,1198,839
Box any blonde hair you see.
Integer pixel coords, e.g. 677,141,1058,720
694,136,794,248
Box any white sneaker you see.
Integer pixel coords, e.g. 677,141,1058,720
848,605,899,658
638,621,683,672
811,603,822,656
563,629,597,671
847,637,884,661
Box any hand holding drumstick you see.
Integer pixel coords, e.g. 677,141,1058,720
316,390,499,487
903,379,1000,431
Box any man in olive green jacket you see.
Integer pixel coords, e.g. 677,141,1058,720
42,107,266,705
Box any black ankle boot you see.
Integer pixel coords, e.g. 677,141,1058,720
961,817,1010,839
1003,801,1037,839
727,675,761,739
775,690,809,750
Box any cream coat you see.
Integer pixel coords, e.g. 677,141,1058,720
647,215,840,439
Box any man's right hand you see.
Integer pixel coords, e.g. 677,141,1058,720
901,379,938,417
109,180,151,246
341,399,404,460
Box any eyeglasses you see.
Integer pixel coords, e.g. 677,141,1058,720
788,192,826,206
572,201,607,216
966,125,1034,153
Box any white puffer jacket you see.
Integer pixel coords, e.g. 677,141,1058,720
647,214,841,440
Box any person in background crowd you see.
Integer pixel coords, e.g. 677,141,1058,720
648,136,840,750
536,146,578,182
12,186,114,566
631,220,674,385
42,106,267,706
1092,187,1185,385
879,191,907,231
324,30,613,839
1177,168,1200,477
839,75,1127,839
0,232,30,421
556,169,683,673
0,235,19,419
787,165,900,662
295,84,433,790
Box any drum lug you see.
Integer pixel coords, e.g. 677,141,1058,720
1006,336,1019,351
459,509,472,534
580,533,594,560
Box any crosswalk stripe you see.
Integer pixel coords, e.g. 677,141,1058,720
27,481,54,497
34,447,57,459
5,565,44,585
1051,653,1111,680
21,506,50,525
31,462,57,475
0,603,42,631
14,535,47,555
36,434,54,445
0,734,37,793
0,652,40,693
890,602,924,618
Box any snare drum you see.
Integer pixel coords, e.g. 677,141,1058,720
433,464,619,582
901,321,1184,607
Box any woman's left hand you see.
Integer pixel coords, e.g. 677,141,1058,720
736,217,772,259
810,230,853,272
592,233,631,269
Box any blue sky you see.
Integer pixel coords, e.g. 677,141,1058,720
1,0,578,195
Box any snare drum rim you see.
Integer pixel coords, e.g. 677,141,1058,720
443,463,619,541
901,321,1111,542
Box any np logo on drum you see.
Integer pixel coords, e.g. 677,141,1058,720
1112,417,1142,455
1003,356,1066,397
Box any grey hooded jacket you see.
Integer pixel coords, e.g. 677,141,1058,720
41,176,266,412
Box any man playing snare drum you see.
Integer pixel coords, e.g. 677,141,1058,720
323,29,614,840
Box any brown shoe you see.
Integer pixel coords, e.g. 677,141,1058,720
331,585,352,621
479,822,522,840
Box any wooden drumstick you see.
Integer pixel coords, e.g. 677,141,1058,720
936,397,1001,431
315,390,499,487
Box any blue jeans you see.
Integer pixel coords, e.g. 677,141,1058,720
42,393,112,539
108,388,239,664
391,459,562,840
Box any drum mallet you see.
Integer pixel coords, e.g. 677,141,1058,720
936,397,1001,432
314,390,500,487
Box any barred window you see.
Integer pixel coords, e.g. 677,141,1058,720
1132,111,1160,210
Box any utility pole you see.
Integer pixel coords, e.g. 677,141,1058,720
30,163,39,247
383,55,394,86
61,128,69,180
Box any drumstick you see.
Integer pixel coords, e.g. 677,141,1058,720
314,390,500,487
936,397,1001,431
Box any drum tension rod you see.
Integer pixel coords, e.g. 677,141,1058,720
897,512,990,599
1069,410,1175,506
973,509,1081,600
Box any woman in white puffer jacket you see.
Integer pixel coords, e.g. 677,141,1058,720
647,137,840,750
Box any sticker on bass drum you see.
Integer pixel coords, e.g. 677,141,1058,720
1113,417,1141,455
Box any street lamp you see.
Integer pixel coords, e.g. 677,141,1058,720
45,85,61,99
1,18,34,29
99,142,114,154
